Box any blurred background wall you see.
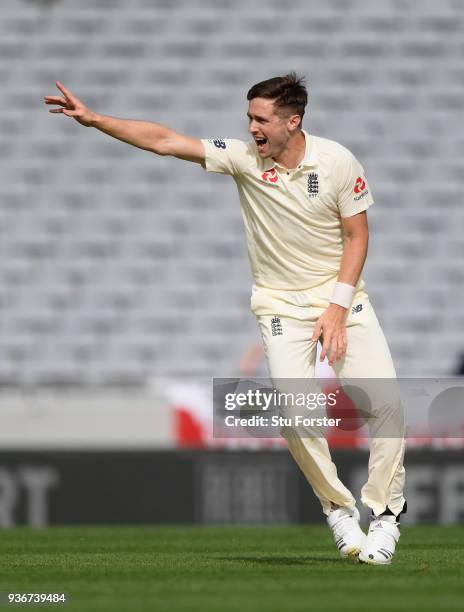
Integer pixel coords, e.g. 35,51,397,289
0,0,463,526
1,0,464,381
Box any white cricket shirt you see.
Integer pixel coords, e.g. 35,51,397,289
201,130,373,291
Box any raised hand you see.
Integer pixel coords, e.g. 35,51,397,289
43,81,97,127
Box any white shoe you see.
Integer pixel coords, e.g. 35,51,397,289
327,507,367,558
358,517,400,565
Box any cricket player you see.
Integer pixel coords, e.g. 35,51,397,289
44,72,406,564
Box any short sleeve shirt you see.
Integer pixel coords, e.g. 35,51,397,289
201,131,374,290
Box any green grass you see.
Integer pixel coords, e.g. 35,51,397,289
0,526,462,612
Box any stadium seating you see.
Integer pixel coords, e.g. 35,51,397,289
0,0,463,383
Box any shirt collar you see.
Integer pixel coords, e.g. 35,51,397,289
262,130,318,171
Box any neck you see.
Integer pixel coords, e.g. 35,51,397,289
272,130,306,169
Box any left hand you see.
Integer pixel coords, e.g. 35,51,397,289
311,304,348,366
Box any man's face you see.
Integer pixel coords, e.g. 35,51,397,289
247,97,299,158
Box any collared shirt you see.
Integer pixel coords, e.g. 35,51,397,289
201,131,373,291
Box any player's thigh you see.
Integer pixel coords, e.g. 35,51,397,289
336,297,397,379
334,298,404,432
256,315,317,379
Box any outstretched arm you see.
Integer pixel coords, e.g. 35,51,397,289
44,81,205,164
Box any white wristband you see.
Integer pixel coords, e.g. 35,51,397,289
330,282,356,309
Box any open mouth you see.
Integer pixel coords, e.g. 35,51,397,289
255,137,268,150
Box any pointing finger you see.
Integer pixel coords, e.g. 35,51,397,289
56,81,74,101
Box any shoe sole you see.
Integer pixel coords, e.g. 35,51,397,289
342,546,362,559
358,555,391,566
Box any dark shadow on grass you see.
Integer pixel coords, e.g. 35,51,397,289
212,555,341,565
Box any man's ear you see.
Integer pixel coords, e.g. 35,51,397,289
288,114,301,132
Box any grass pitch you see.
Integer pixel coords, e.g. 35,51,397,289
0,526,462,612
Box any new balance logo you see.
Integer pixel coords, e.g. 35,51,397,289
271,316,283,336
351,304,363,314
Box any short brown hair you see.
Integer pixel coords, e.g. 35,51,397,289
247,72,308,126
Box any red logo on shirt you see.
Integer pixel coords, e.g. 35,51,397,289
261,168,278,183
354,177,366,193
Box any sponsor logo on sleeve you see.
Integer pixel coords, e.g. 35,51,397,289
354,176,368,201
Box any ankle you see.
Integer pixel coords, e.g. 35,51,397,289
377,514,398,524
376,505,401,523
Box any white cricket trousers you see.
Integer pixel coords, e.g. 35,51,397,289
251,281,406,518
